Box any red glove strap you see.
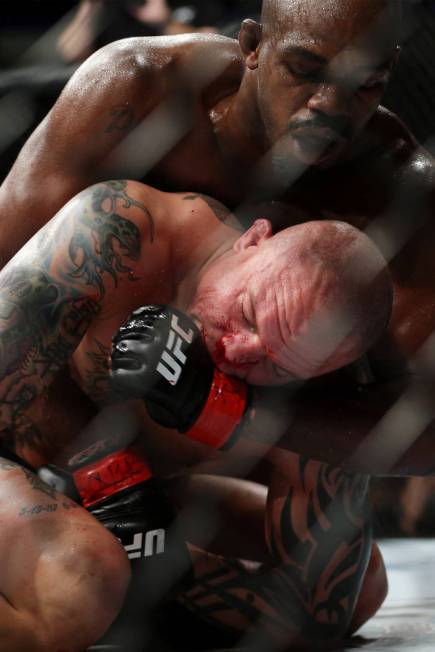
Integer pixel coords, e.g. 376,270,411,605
184,369,248,449
73,446,152,508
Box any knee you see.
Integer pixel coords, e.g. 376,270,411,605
349,542,388,634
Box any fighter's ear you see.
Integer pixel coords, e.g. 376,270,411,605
239,19,262,70
233,219,273,252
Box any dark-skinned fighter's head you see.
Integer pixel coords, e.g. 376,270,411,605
239,0,401,169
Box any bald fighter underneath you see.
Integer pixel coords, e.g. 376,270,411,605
0,181,391,650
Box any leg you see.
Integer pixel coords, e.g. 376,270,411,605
0,456,130,652
172,450,375,647
168,473,269,562
349,541,388,633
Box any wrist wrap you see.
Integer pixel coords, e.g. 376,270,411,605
71,445,152,509
183,368,249,449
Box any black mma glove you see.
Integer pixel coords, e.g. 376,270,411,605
111,305,249,450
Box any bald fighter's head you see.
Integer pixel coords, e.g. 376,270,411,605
190,219,392,385
239,0,401,170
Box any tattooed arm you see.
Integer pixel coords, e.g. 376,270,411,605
178,454,372,646
0,180,151,447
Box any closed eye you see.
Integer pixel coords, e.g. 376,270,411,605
241,295,256,333
287,63,322,82
359,70,390,91
273,362,293,380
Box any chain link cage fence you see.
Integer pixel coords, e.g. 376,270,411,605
1,1,435,651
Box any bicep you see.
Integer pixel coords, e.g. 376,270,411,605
0,44,154,265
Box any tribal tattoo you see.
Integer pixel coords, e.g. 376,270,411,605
179,458,370,645
0,180,151,449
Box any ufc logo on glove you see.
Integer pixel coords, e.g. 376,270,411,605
156,315,194,385
122,529,166,559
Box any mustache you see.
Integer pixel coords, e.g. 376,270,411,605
288,116,352,140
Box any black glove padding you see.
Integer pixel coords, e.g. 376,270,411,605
111,304,213,430
111,305,249,449
89,477,192,652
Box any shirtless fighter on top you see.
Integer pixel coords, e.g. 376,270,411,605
1,0,435,473
0,180,391,650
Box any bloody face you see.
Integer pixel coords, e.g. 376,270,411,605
188,229,357,386
254,0,400,170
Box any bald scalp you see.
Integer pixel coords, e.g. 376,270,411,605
268,221,392,372
261,0,401,40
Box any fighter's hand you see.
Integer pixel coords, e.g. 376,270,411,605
110,305,249,449
111,305,213,429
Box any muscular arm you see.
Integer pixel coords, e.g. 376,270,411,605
0,40,160,267
178,455,371,645
0,180,152,455
0,34,239,268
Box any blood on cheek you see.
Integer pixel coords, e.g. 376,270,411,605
214,333,255,369
214,337,230,365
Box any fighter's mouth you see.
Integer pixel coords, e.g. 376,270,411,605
291,127,348,158
291,125,347,142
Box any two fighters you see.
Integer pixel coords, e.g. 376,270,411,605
0,181,391,650
0,0,435,472
0,0,432,646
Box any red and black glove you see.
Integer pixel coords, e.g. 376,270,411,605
110,305,250,449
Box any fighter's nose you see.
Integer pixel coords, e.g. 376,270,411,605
222,333,265,365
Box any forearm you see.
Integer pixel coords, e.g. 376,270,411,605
179,456,372,645
240,374,435,477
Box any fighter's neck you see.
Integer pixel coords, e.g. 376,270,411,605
169,213,238,311
209,71,268,171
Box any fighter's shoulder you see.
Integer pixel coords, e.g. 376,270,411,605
364,106,435,175
68,181,241,236
64,33,241,94
67,179,166,236
367,107,426,159
166,191,242,231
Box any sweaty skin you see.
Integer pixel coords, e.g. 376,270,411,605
0,0,435,476
0,181,390,458
0,181,389,647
